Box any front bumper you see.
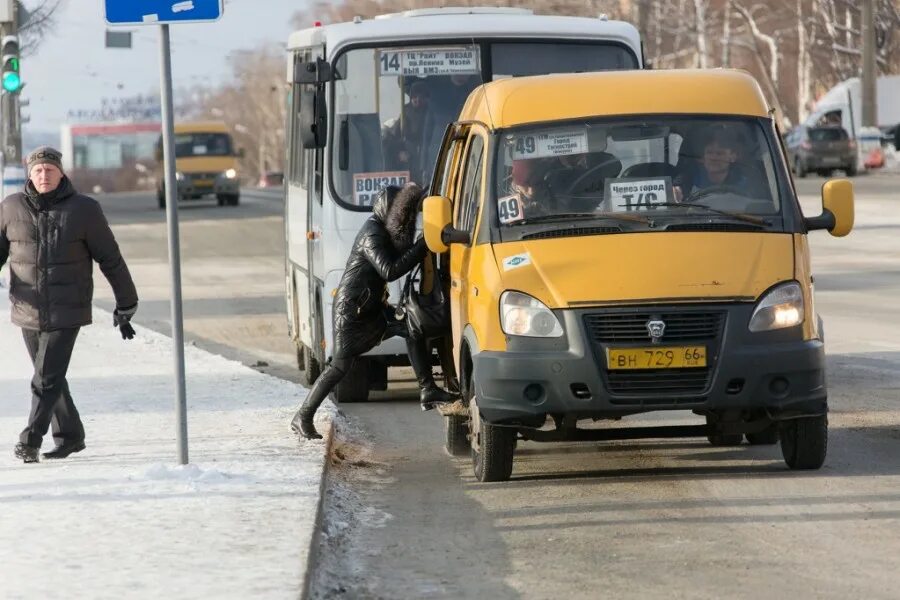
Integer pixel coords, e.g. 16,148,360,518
176,174,239,198
473,304,826,426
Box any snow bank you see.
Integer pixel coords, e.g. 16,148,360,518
0,294,333,599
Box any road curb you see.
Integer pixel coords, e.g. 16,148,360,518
299,416,337,600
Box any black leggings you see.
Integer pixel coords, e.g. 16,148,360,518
298,356,356,419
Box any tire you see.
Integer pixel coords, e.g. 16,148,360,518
746,426,779,445
216,194,226,207
296,343,320,387
229,194,240,206
470,394,516,482
706,415,742,446
708,432,743,446
333,357,370,403
845,164,857,177
444,415,469,457
157,190,166,209
794,157,806,178
780,414,827,470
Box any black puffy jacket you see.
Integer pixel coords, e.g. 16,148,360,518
332,185,426,358
0,177,138,331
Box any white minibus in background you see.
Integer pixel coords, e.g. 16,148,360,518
284,7,643,402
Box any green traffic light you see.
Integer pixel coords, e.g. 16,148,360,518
2,71,20,92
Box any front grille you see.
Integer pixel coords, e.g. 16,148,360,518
584,311,725,344
189,172,219,182
606,367,711,397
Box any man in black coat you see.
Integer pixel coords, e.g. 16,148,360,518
0,146,138,463
291,183,451,439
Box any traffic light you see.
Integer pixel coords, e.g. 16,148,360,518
2,35,21,93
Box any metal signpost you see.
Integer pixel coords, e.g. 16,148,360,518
105,0,224,465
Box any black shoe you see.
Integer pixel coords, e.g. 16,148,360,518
291,410,322,440
14,443,40,463
42,440,86,460
420,384,453,406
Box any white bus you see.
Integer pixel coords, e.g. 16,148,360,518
284,7,643,402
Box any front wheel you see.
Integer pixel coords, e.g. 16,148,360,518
444,415,469,457
780,415,827,470
470,399,516,482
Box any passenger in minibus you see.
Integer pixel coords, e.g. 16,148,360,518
673,128,748,202
383,81,430,175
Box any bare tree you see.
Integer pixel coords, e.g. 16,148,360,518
16,0,63,55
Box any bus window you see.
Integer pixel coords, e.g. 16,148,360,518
490,42,637,79
331,45,482,209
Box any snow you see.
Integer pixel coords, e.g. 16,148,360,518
0,293,334,599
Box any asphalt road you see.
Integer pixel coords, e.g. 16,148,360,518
92,176,900,599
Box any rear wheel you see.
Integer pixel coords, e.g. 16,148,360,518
845,163,857,177
296,343,320,387
444,415,469,457
470,397,516,482
706,415,743,446
746,425,779,445
780,415,828,470
333,357,370,403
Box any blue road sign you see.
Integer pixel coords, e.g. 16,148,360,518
105,0,223,26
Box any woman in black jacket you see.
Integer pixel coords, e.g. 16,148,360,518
291,183,450,439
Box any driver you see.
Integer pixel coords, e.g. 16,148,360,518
674,128,747,202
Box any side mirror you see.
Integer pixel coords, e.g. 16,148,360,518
423,195,472,253
293,58,333,84
806,178,854,237
298,86,327,149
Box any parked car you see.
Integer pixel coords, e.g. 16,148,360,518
258,171,284,188
785,125,857,177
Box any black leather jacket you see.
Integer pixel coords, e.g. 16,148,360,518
332,185,426,358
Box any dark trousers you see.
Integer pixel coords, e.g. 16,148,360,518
19,327,84,449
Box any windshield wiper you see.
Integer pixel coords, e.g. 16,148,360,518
649,202,771,226
519,212,651,226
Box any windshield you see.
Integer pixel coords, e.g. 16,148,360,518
808,127,848,142
494,116,786,233
173,133,233,158
331,41,638,208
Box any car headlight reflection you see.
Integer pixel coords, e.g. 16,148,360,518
175,171,185,181
749,282,805,332
225,168,237,179
500,291,563,338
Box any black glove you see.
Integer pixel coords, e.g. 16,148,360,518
113,304,137,341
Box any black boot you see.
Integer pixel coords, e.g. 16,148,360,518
291,408,322,440
407,337,452,410
290,357,354,440
420,383,453,411
14,442,40,463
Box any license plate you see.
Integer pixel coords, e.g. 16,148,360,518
193,179,214,187
606,346,707,370
820,157,840,166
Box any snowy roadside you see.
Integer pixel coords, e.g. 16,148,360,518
0,292,334,599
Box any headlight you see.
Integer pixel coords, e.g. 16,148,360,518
175,171,184,181
748,282,804,332
225,168,237,179
500,291,563,338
